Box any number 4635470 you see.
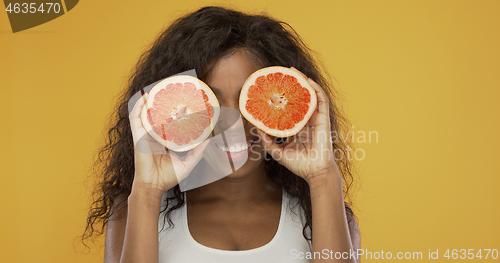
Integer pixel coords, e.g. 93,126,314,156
5,3,62,14
443,249,498,260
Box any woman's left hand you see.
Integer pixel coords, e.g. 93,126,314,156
257,68,341,185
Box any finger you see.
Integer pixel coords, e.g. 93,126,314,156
290,67,329,115
129,93,149,146
307,78,329,115
171,139,211,183
130,92,148,118
257,129,284,163
182,139,211,169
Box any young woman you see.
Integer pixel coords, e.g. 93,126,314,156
84,6,360,263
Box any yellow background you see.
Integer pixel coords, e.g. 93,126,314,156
1,0,499,262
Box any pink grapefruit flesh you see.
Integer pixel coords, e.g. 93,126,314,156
239,66,317,137
141,75,219,152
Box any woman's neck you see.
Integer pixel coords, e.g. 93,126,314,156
187,163,280,205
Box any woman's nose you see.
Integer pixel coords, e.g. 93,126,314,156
216,106,244,132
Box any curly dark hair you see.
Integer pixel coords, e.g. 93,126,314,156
82,6,357,245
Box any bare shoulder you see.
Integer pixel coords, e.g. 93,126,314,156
348,213,361,251
105,193,129,263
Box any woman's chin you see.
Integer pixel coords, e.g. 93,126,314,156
201,140,265,179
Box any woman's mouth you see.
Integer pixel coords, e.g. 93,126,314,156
213,139,257,153
202,136,260,174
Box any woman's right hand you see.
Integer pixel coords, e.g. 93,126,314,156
128,93,210,197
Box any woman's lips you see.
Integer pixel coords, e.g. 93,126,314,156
213,140,253,152
210,135,258,145
208,136,259,163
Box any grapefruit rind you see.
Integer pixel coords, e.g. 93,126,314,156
140,75,220,152
239,66,317,138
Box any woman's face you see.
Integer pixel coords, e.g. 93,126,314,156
201,49,266,179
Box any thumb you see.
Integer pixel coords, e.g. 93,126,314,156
182,139,211,172
257,130,284,163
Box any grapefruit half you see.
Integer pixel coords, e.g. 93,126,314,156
141,75,219,152
239,66,317,137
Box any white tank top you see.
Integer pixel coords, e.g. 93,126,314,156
158,190,312,262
